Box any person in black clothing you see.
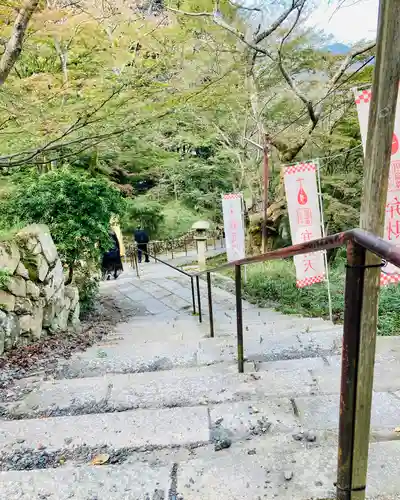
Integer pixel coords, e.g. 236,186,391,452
134,227,150,263
102,230,123,279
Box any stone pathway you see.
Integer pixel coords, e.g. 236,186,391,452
1,261,400,499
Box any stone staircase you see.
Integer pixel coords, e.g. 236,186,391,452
1,264,400,499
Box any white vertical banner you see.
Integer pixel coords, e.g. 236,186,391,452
284,162,326,287
222,193,245,262
354,87,400,286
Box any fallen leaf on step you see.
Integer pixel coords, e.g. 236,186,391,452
90,454,110,465
394,427,400,433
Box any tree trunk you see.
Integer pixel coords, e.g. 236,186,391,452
0,0,39,86
54,38,68,85
66,264,74,285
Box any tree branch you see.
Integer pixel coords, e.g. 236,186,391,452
166,5,269,55
274,1,317,124
329,42,376,89
254,0,305,44
165,6,212,17
228,1,261,12
0,0,39,86
244,136,263,151
312,42,375,120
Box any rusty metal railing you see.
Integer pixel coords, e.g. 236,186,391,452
128,229,400,499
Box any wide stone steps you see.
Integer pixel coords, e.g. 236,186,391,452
1,432,400,499
3,345,400,499
4,266,400,499
6,365,316,418
6,349,400,421
51,332,341,379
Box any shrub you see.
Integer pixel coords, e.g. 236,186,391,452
73,262,100,316
0,168,125,311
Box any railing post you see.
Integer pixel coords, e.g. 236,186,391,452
196,275,202,323
133,245,140,278
191,277,196,315
337,241,366,500
235,264,244,373
206,272,214,338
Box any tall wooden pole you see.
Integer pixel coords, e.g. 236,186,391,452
352,1,400,499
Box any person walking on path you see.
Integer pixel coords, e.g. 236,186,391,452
102,230,123,279
134,227,150,263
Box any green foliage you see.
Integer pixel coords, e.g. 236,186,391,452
0,269,11,291
73,262,100,316
378,286,400,336
244,260,345,321
0,224,25,242
0,0,375,259
122,198,164,237
158,201,200,240
245,260,400,336
0,169,125,277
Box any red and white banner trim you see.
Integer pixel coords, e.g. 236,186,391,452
284,162,317,176
297,274,325,288
223,193,242,200
354,89,372,105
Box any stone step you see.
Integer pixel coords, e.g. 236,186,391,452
1,435,400,499
7,366,316,418
0,463,172,499
106,315,341,348
176,436,400,500
107,318,208,343
311,359,400,395
55,339,204,378
208,314,337,332
0,406,210,459
250,336,400,373
114,308,337,338
53,322,342,378
208,329,341,363
12,353,400,420
295,391,400,431
54,329,341,379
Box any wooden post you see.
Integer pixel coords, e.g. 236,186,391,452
353,2,400,499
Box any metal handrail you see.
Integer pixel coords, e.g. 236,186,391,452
128,229,400,499
145,253,193,277
193,229,400,276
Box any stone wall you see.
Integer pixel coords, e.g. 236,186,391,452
0,224,80,355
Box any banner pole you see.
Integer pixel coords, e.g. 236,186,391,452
316,159,333,322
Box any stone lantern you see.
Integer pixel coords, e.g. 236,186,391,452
192,220,210,270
